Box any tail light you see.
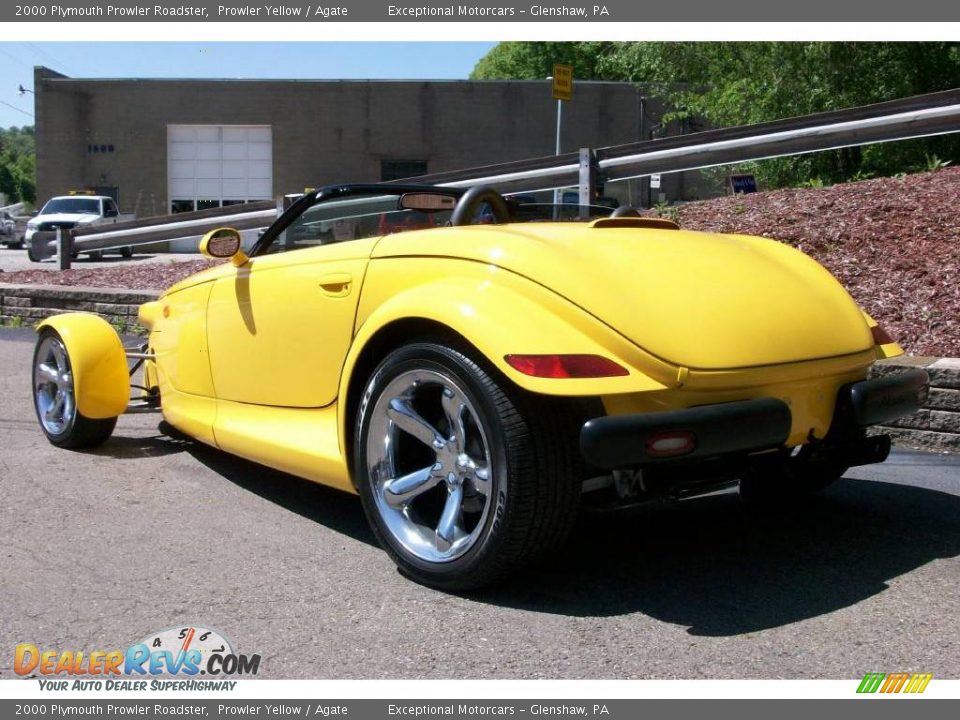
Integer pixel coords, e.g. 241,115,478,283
504,354,629,379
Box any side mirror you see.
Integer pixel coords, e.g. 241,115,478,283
30,210,39,217
200,227,248,267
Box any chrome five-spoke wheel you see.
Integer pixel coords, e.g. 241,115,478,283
355,342,585,590
34,333,77,437
366,369,494,562
32,328,117,449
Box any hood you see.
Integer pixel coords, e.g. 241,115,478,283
371,221,873,370
28,212,100,227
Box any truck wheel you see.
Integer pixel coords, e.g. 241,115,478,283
355,341,585,591
27,244,41,262
32,329,117,449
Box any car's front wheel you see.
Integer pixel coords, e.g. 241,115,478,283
33,329,117,448
355,341,584,591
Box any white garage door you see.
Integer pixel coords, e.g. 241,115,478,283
168,125,272,213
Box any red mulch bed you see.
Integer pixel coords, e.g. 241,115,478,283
2,168,958,356
0,259,218,293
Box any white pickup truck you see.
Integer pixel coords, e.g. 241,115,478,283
25,195,135,262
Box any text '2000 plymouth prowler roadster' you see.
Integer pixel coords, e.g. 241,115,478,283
31,184,929,589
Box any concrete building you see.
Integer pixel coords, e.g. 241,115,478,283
33,66,676,218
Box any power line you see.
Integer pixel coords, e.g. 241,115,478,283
0,100,34,118
24,42,64,69
0,46,33,70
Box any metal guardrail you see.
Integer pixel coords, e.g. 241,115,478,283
29,88,960,268
413,88,960,194
30,200,278,267
1,201,26,215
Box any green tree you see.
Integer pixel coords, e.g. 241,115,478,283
0,126,36,204
472,42,960,187
470,42,615,80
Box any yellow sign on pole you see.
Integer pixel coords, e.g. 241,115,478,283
552,63,573,101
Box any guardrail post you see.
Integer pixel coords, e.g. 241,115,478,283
56,228,71,270
579,148,596,219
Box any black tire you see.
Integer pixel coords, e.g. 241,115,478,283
88,250,103,261
354,341,586,591
120,246,134,258
27,244,41,262
32,328,117,449
739,453,848,507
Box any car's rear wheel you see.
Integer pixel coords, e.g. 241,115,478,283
33,329,117,449
120,246,134,258
355,341,584,590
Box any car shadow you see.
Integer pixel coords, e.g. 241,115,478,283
185,439,376,546
102,421,373,547
88,424,959,633
477,476,960,636
87,431,192,458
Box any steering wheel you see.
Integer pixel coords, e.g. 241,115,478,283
450,185,511,227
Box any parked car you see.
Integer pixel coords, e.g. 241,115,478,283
30,184,928,590
0,210,18,247
25,193,135,261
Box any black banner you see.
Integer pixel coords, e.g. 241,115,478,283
3,0,960,22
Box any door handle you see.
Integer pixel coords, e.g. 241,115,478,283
319,273,353,297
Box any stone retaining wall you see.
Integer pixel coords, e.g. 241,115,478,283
870,357,960,452
0,283,159,333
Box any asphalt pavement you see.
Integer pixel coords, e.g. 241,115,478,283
1,327,958,679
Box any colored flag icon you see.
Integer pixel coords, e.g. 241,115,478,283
857,672,932,694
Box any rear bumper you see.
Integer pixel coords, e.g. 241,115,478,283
835,367,930,429
580,368,929,470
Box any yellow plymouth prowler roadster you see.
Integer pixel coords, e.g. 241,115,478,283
32,184,928,589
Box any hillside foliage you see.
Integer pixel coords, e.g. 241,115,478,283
471,42,960,187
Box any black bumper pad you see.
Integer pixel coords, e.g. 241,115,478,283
838,368,929,427
580,397,792,470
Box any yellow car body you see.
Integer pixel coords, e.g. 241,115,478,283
32,184,927,590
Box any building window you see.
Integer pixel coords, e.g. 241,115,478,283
381,160,427,182
171,200,195,214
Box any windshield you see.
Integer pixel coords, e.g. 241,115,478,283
40,198,100,215
256,188,459,256
252,184,619,258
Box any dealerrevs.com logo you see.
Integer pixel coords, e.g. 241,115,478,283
15,626,261,691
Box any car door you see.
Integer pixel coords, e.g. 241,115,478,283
205,238,375,409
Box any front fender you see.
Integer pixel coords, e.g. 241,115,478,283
37,313,129,419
